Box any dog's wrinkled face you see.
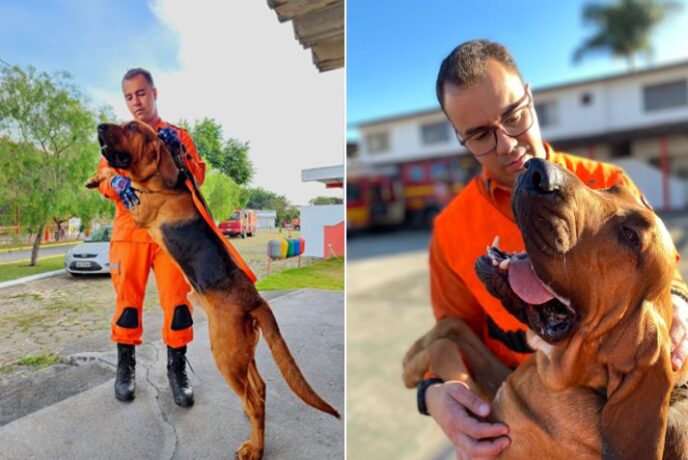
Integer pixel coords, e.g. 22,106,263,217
476,158,675,348
97,120,178,186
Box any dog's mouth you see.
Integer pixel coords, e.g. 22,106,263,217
475,237,577,344
98,135,131,169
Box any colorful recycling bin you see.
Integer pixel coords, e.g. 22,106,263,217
267,238,306,260
267,240,282,259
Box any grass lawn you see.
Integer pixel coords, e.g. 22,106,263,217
0,255,64,282
0,240,79,253
0,353,63,374
256,257,343,291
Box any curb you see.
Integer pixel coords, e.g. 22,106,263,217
0,270,66,289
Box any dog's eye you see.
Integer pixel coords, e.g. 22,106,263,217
622,226,640,247
126,123,139,132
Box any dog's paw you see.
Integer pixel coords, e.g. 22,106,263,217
235,441,262,460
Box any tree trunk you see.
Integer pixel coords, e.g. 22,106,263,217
30,224,44,267
54,219,63,241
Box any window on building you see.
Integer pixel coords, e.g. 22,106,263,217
366,132,390,153
643,80,688,111
610,141,631,158
346,143,359,159
421,121,451,144
581,92,593,106
534,101,558,127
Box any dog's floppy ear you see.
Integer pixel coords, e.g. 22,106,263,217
599,300,673,460
85,168,116,189
157,142,180,188
85,176,103,189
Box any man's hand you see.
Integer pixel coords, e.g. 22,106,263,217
426,380,510,459
670,292,688,370
110,175,140,210
158,127,181,152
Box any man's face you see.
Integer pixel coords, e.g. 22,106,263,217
443,59,546,187
122,74,158,125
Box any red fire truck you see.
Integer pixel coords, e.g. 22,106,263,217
219,209,257,238
400,155,480,227
347,155,480,231
347,167,405,231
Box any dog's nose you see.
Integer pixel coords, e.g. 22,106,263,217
521,158,563,194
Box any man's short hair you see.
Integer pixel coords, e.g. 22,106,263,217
122,68,155,87
435,40,522,111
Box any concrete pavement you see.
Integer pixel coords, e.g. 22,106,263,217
0,289,344,459
347,241,452,460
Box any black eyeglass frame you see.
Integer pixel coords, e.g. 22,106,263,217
456,87,534,157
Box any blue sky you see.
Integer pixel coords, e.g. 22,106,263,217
1,0,178,106
347,0,688,139
1,0,344,206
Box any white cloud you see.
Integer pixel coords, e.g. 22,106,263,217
93,0,344,205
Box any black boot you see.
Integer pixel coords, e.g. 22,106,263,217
114,344,136,401
167,345,194,407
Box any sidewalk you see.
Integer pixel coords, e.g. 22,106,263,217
347,246,454,460
0,289,344,459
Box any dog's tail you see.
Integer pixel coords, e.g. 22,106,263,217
251,302,340,418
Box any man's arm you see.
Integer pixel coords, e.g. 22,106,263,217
430,232,485,335
422,230,510,458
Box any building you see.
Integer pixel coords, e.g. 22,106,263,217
354,60,688,210
301,164,344,257
255,210,277,231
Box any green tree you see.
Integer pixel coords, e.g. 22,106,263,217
245,187,298,226
0,65,109,265
309,196,343,205
245,187,283,210
200,169,245,220
281,206,300,226
186,118,254,185
573,0,682,69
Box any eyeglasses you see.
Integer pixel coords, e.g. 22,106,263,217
456,88,534,157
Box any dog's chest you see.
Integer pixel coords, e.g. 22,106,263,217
159,217,239,293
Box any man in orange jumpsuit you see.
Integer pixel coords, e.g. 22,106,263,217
414,40,688,459
96,68,205,406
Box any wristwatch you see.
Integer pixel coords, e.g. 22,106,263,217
417,377,444,416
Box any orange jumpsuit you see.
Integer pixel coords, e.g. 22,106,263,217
96,120,206,349
430,144,688,368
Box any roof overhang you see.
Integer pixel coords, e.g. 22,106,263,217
302,164,344,188
551,120,688,149
266,0,344,72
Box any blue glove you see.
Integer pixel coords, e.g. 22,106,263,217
111,175,140,210
158,127,181,152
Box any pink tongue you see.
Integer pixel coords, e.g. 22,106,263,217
508,255,555,305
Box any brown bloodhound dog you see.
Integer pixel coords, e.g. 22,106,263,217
404,158,688,459
87,120,339,460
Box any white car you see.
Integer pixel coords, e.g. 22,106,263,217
64,226,112,276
